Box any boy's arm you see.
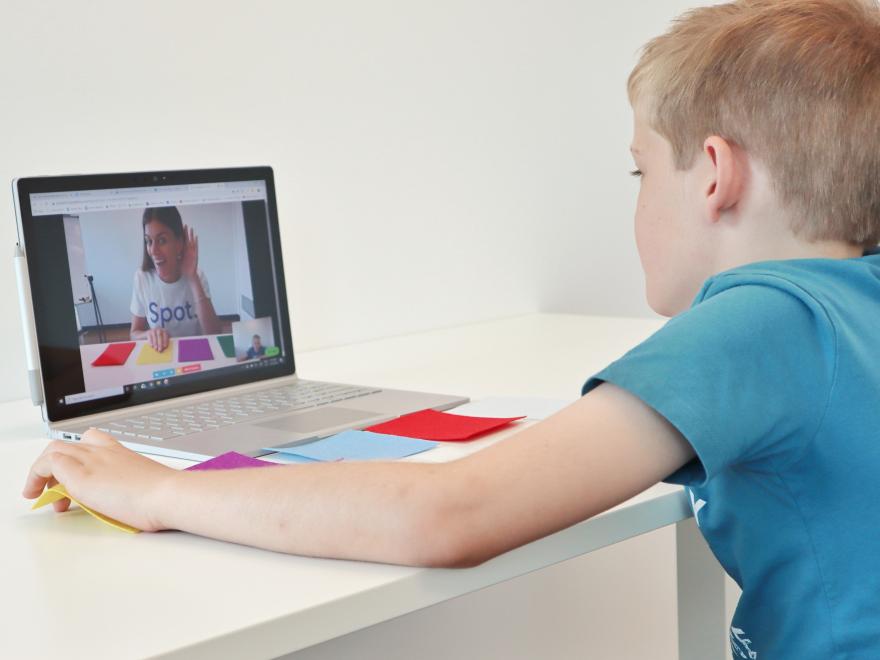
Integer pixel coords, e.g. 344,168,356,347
22,383,693,567
443,381,694,565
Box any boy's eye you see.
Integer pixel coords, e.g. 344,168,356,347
630,169,642,178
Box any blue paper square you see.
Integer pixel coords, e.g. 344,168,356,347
262,452,319,464
264,430,437,462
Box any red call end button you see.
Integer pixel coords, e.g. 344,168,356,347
179,364,202,374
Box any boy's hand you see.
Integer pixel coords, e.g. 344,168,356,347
22,429,177,532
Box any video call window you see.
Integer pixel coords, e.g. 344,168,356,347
29,181,283,401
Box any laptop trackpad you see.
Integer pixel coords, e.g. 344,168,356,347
256,407,380,434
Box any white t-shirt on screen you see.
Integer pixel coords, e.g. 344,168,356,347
130,268,211,338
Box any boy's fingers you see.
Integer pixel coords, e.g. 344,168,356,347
46,453,87,494
81,428,119,447
23,445,81,493
44,475,71,512
22,447,86,499
33,439,91,463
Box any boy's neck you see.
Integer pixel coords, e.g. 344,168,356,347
713,232,864,274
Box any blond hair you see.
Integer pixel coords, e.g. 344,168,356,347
629,0,880,247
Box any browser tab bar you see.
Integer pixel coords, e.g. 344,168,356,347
30,180,267,217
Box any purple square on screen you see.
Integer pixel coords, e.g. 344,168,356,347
178,337,214,362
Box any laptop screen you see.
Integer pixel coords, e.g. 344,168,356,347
15,167,295,422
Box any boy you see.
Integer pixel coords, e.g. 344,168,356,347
22,0,880,656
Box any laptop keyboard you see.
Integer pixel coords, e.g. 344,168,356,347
95,381,381,442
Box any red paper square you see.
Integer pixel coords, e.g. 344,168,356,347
91,342,136,367
365,409,524,442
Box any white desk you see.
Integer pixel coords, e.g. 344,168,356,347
0,314,727,659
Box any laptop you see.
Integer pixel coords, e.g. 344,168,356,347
13,166,468,460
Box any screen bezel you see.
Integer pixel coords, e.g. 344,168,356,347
15,166,296,422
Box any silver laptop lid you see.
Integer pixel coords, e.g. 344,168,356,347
14,166,296,423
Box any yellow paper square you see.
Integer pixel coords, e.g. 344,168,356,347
32,484,140,534
136,340,174,365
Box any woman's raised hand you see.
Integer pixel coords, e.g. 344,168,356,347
180,223,199,279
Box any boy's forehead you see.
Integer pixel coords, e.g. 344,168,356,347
631,111,671,156
630,104,651,151
630,118,650,155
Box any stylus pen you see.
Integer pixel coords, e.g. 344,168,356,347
14,243,43,406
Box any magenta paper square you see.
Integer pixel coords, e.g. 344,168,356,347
185,452,276,471
178,337,214,362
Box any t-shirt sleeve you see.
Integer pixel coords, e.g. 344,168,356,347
130,270,146,317
582,283,836,487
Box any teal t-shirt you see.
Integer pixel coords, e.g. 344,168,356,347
583,249,880,659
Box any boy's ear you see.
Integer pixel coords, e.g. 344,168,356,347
703,135,745,223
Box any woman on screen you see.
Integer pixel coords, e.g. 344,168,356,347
129,206,221,351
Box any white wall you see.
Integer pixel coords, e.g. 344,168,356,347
0,3,733,658
0,0,700,405
74,210,142,326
